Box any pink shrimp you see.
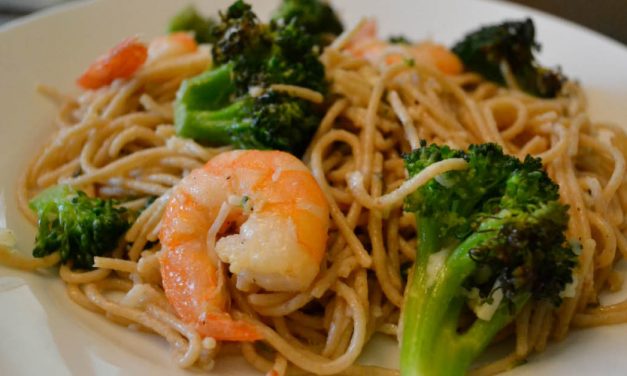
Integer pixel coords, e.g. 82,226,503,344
344,20,463,75
147,32,197,61
159,150,330,341
76,33,198,90
77,37,148,90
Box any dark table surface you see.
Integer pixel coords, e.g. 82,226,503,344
509,0,626,46
1,0,626,46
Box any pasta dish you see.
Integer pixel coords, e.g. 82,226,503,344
0,1,626,375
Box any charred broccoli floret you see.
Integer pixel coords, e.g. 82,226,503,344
175,63,319,155
174,0,327,155
29,185,133,269
271,0,343,46
400,142,577,376
452,19,565,98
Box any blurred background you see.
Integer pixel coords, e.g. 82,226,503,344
0,0,625,45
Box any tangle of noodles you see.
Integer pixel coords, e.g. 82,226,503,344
3,21,627,376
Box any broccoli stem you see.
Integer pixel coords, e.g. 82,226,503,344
175,63,254,144
402,225,490,376
176,63,236,111
429,297,522,376
401,216,529,376
417,216,441,264
176,99,253,145
399,216,440,370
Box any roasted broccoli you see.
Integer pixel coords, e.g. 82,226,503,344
174,0,326,155
400,142,577,376
271,0,343,46
452,19,565,98
168,5,217,44
388,35,411,44
211,1,326,94
210,0,272,80
30,185,133,269
175,63,319,155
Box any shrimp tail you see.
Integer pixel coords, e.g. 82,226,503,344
196,313,262,342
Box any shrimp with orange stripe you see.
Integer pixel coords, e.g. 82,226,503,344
159,150,330,342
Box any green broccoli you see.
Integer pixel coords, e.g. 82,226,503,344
29,185,133,269
210,0,272,80
264,18,327,93
271,0,343,46
175,63,319,155
174,0,327,156
211,1,326,94
452,19,565,98
388,35,411,44
168,5,217,44
400,142,577,376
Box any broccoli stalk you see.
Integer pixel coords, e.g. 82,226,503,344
271,0,344,46
452,19,565,98
174,0,326,155
29,185,133,269
174,62,238,144
175,61,320,155
400,142,576,376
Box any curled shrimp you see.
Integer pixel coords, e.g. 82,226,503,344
344,19,463,75
147,32,197,62
77,37,148,90
159,150,330,341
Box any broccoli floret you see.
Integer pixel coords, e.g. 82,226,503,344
271,0,343,46
400,142,577,376
211,1,326,94
264,19,327,93
175,63,320,155
174,0,326,155
452,19,565,98
29,185,133,269
168,5,217,44
388,35,411,44
211,0,272,77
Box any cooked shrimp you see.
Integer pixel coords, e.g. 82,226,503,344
159,150,330,341
77,37,148,90
148,32,197,62
344,19,463,75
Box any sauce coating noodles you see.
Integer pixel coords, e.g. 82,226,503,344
3,22,627,376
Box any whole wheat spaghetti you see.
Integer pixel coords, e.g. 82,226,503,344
2,19,627,376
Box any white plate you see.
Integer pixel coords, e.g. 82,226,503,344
1,0,627,375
